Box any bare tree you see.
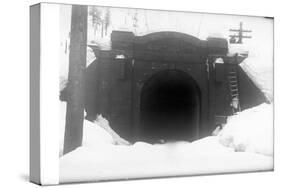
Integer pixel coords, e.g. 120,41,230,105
104,8,111,36
89,6,101,36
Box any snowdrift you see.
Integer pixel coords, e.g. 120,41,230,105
59,102,273,183
219,103,273,156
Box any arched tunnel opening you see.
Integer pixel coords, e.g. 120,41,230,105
140,69,201,143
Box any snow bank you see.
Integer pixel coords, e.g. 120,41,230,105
59,108,130,156
82,119,115,147
240,59,273,102
60,135,273,183
60,102,274,158
60,103,273,183
59,102,66,156
219,103,273,156
83,115,130,147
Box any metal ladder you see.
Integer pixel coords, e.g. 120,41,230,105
228,67,241,114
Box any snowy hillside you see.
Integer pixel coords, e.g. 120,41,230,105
219,103,273,156
229,43,273,102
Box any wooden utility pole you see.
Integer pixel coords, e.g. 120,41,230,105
229,22,252,44
63,5,88,154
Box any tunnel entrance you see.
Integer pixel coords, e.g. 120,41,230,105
139,69,201,143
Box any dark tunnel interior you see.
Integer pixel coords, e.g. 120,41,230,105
140,69,201,143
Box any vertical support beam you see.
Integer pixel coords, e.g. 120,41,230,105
63,5,88,154
130,59,138,141
207,56,217,135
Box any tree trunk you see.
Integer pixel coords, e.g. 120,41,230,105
101,21,104,38
63,5,88,155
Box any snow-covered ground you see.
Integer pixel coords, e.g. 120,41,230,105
59,102,273,183
219,103,273,156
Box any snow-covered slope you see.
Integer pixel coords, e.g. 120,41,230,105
60,127,272,183
59,102,66,156
229,43,273,102
239,59,273,102
219,103,273,156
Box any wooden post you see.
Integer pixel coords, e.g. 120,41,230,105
63,5,88,154
207,56,216,136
